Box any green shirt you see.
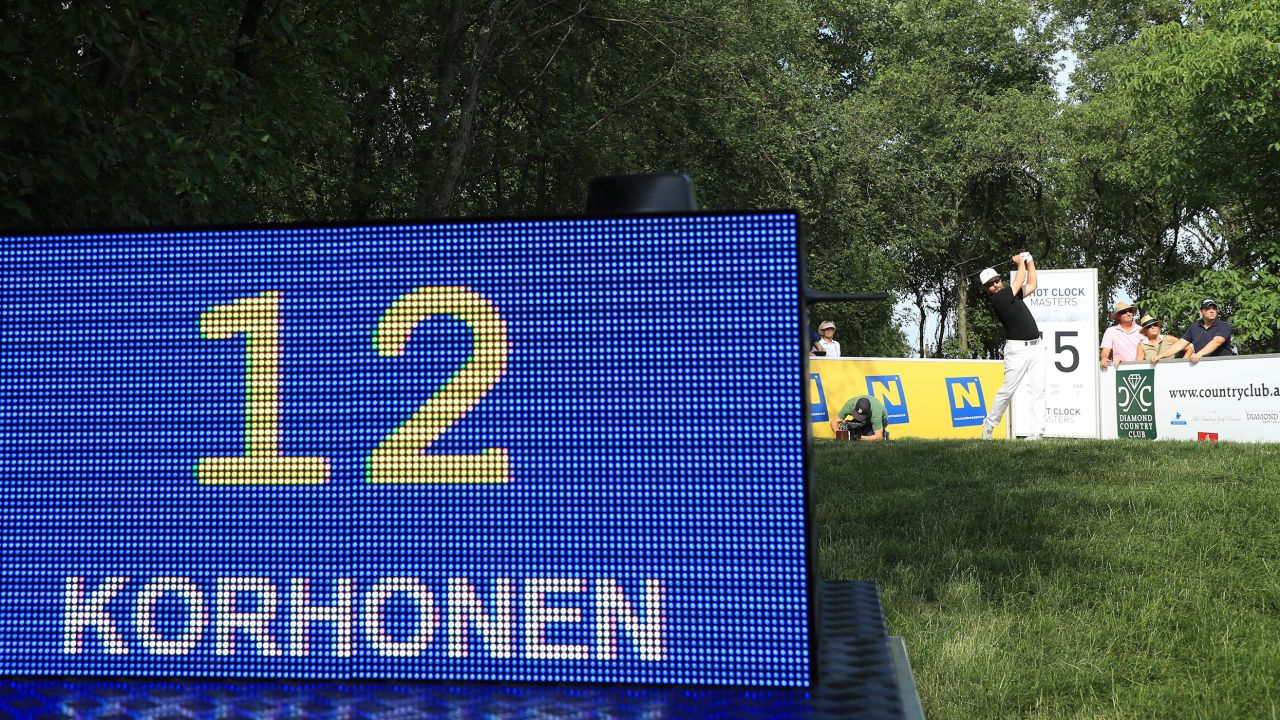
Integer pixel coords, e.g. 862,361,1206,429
836,395,888,431
1138,335,1180,361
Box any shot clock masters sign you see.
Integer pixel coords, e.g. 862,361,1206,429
0,215,809,685
1012,267,1100,438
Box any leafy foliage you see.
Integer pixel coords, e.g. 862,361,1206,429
1139,253,1280,353
1,0,349,226
1110,0,1280,352
3,0,1277,356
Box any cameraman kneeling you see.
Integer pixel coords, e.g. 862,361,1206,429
830,395,889,442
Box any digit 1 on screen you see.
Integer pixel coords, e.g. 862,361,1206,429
196,291,331,484
368,286,511,484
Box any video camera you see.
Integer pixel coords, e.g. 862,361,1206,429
838,414,869,438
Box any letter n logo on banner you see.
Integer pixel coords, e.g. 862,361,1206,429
865,375,909,424
945,377,986,427
808,374,829,423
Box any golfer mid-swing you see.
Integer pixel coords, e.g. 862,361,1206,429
978,253,1046,440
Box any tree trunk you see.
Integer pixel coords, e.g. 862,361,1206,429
414,0,470,207
493,137,506,213
536,153,547,212
950,193,968,355
232,0,268,80
350,84,391,219
914,294,927,357
349,6,402,219
116,37,144,113
1034,174,1054,259
933,302,951,358
423,0,505,216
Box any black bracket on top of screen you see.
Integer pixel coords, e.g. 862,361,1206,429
586,173,699,214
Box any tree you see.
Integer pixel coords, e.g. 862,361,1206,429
1,0,350,227
835,0,1061,355
1113,0,1280,352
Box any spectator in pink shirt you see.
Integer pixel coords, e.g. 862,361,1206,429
1100,301,1142,368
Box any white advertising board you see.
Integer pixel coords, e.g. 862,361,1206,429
1099,353,1280,442
1011,268,1100,438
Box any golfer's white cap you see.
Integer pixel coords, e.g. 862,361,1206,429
978,268,999,286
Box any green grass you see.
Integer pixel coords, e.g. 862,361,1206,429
813,438,1280,720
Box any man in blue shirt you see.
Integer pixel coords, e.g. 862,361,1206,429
1182,298,1233,364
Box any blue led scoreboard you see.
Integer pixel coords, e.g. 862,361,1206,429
0,214,809,685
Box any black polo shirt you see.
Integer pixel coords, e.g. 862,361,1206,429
1184,318,1233,356
987,286,1040,341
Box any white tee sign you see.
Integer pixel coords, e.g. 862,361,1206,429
1012,268,1100,438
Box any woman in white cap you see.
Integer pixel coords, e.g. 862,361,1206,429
813,320,840,358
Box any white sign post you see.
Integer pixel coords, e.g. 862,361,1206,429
1011,268,1100,438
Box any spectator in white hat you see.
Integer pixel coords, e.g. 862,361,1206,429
977,253,1046,440
1100,301,1142,368
1136,314,1188,363
811,320,840,358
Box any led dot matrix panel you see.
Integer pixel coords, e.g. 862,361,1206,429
0,214,808,685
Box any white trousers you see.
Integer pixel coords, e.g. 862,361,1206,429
984,339,1046,436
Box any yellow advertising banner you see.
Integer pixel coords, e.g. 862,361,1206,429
808,357,1008,440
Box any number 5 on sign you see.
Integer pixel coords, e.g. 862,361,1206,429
368,286,511,484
